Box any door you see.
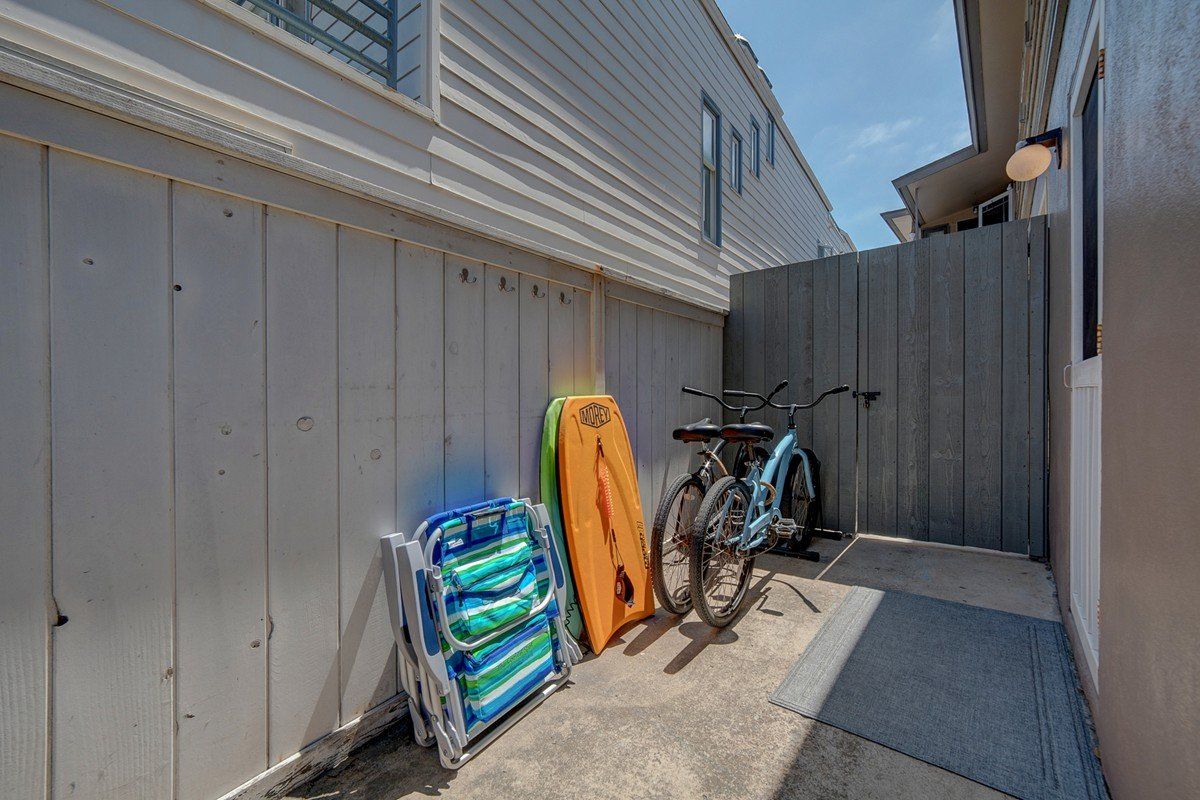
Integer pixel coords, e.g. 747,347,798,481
854,223,1044,555
1067,48,1103,682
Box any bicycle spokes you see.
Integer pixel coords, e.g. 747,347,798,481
651,478,701,615
696,484,751,618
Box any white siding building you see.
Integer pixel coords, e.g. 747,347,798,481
1,0,848,309
0,2,849,799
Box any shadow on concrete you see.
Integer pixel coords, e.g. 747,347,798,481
622,611,685,656
661,569,775,674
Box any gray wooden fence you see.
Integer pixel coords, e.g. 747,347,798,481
0,136,724,800
725,218,1047,557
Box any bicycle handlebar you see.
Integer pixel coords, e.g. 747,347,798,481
681,385,767,414
767,384,851,412
681,380,841,418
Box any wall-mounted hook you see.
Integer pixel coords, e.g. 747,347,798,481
559,291,572,305
459,267,476,284
497,276,516,293
531,283,546,299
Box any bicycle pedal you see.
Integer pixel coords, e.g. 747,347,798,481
771,519,798,539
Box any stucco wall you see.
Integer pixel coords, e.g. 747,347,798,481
1039,1,1200,797
1095,2,1200,797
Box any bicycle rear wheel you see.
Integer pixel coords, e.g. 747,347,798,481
689,476,755,627
650,473,704,614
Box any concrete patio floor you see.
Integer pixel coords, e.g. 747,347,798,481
286,535,1059,800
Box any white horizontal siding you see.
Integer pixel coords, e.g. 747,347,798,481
439,0,847,301
0,0,846,310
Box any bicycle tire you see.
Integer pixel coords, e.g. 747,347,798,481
650,472,704,614
689,476,755,628
781,454,816,551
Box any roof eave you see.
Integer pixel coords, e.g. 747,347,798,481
891,0,987,226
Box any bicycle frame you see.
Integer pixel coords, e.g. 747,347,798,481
693,438,729,486
726,426,798,552
718,383,849,553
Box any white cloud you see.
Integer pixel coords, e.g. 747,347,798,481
926,1,956,51
849,117,919,149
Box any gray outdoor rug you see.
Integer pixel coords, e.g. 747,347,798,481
770,586,1106,800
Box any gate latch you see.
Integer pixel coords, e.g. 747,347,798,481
853,390,880,409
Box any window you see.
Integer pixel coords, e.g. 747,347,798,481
750,119,761,178
701,96,722,245
230,0,425,101
767,113,777,166
817,244,833,258
730,128,744,194
978,190,1011,227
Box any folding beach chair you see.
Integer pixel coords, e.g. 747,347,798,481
381,498,581,769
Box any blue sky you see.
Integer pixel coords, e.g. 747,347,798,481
718,0,970,249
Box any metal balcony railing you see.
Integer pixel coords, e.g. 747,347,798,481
234,0,415,93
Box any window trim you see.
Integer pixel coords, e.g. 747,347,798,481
729,126,744,194
700,92,723,246
749,118,761,178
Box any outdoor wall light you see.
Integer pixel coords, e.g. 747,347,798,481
1005,128,1062,181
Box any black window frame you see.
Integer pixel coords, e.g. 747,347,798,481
700,92,723,246
749,118,761,178
767,112,777,166
729,126,744,194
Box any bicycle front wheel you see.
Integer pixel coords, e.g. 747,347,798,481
689,476,755,627
781,456,816,551
650,473,704,614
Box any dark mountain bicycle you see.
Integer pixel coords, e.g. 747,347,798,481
688,381,850,627
649,385,769,614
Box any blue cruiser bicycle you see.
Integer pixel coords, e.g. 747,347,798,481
688,380,850,627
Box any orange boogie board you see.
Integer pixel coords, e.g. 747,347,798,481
557,396,654,652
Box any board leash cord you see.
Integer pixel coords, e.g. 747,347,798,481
596,442,635,607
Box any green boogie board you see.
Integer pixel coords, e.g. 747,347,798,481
540,397,585,643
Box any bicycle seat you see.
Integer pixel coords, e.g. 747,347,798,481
719,422,774,443
672,418,722,443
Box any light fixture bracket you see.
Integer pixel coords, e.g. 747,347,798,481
1017,127,1063,168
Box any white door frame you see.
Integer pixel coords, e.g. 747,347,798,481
1066,0,1104,692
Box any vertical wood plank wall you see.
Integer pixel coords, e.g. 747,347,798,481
603,297,723,528
727,254,861,534
0,139,721,800
726,219,1047,552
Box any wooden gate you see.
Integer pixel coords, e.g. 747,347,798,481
725,218,1047,556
